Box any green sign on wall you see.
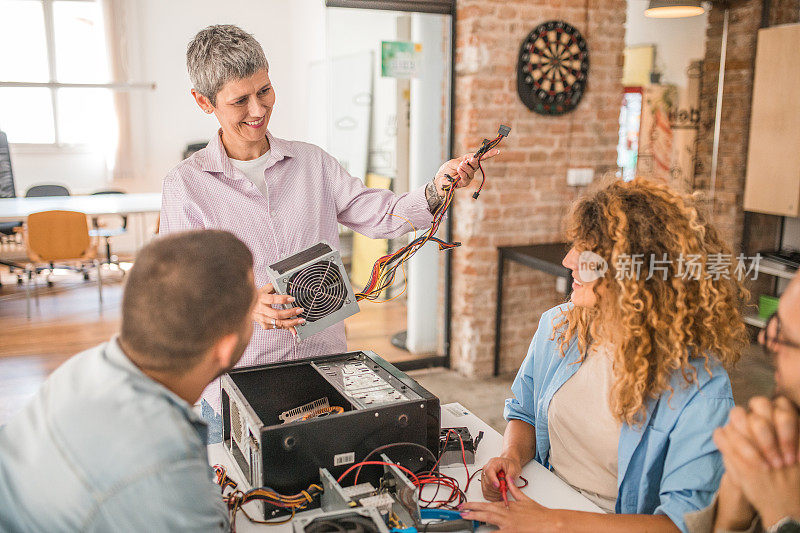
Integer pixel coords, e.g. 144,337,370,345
381,41,422,79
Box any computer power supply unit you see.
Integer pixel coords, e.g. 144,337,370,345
265,242,360,341
220,350,440,520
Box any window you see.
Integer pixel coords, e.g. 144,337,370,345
0,0,117,146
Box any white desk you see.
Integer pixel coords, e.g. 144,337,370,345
0,192,162,251
0,192,162,222
207,402,601,532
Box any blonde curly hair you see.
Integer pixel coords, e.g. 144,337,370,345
553,177,749,426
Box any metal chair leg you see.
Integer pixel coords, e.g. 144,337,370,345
25,267,31,319
96,259,103,305
33,270,40,308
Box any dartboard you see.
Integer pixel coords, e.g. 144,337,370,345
517,20,589,115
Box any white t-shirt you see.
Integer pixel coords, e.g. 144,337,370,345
547,345,621,513
229,150,271,196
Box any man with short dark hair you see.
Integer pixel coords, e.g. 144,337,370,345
0,230,257,531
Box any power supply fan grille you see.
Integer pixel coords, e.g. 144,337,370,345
287,260,347,322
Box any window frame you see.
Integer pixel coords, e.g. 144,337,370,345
0,0,151,148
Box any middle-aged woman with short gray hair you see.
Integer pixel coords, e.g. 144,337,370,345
159,25,498,440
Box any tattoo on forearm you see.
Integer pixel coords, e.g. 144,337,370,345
426,180,444,214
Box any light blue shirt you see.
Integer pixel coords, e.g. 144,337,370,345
0,338,229,532
505,304,733,533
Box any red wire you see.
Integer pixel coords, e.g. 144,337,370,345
414,429,471,509
416,472,464,508
445,429,470,485
337,460,421,486
339,432,471,510
464,468,482,493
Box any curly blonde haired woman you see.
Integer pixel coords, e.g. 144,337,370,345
462,178,748,533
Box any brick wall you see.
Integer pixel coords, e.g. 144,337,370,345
449,0,626,376
694,0,800,251
771,0,800,25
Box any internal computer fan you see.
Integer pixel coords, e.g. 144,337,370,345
265,243,360,340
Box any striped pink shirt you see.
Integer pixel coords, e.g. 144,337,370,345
159,130,434,411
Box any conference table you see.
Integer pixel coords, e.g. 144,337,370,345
0,192,163,222
0,192,162,249
207,402,602,532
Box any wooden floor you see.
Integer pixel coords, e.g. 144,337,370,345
0,268,426,425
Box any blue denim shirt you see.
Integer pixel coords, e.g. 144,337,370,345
0,338,229,532
505,304,733,533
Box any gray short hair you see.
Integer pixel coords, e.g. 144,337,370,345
186,25,269,105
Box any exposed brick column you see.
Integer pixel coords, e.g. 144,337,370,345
450,0,626,376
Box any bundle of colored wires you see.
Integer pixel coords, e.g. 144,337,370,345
414,429,471,509
355,125,509,302
354,210,457,303
212,464,323,530
340,428,528,513
339,431,467,510
213,464,237,491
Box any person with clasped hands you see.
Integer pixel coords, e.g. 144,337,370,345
684,271,800,533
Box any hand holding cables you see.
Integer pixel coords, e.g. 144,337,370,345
356,125,510,302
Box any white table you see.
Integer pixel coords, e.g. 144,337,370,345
0,192,162,222
0,192,162,251
207,402,601,532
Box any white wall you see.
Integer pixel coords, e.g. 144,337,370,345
325,7,400,178
11,146,110,195
625,0,708,89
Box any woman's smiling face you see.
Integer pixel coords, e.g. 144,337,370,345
562,246,600,307
193,68,275,153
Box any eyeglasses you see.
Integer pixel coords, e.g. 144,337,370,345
760,312,800,357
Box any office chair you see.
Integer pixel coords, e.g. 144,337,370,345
23,184,88,284
0,130,24,286
25,184,70,197
23,210,102,318
89,190,128,269
183,142,208,160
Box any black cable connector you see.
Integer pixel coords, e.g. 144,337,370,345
474,431,484,452
498,124,511,137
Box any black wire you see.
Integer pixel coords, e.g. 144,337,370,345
464,468,482,493
353,442,440,484
363,442,438,466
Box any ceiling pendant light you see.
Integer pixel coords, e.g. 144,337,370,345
645,0,706,18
